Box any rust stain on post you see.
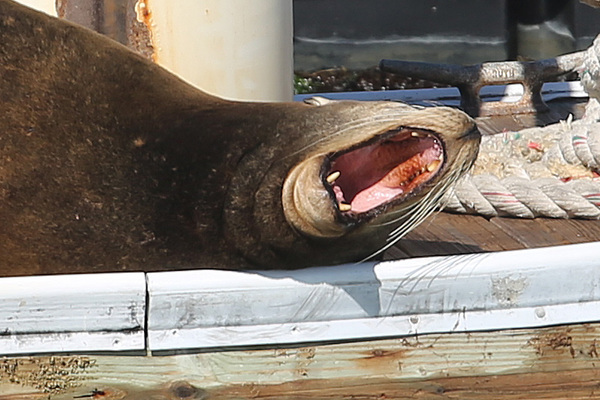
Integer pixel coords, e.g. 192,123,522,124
126,0,155,61
55,0,67,19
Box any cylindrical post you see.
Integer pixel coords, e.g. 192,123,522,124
15,0,56,16
143,0,293,102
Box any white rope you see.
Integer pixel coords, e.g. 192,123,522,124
581,32,600,100
443,34,600,219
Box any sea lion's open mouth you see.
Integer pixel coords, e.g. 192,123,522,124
323,127,444,216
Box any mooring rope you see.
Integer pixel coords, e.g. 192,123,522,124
443,35,600,219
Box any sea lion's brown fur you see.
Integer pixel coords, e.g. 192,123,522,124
0,0,480,276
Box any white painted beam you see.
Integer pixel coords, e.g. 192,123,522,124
2,241,600,355
294,81,587,105
147,241,600,351
0,273,146,355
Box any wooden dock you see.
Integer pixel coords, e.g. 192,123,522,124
2,86,600,399
392,210,600,258
3,2,600,398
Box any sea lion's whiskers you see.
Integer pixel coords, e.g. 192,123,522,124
381,253,486,313
385,180,449,230
371,189,439,228
378,148,470,230
363,164,468,261
373,203,422,227
356,192,434,262
361,197,438,261
405,253,486,293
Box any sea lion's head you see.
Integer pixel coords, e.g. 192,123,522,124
0,0,480,273
224,99,480,268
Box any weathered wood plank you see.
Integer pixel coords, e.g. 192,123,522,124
2,323,600,399
394,212,524,257
396,212,600,258
492,217,600,249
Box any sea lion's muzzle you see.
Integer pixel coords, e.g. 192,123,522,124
282,104,480,244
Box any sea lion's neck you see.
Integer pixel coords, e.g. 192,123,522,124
0,0,480,275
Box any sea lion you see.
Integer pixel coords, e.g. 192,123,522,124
0,0,480,275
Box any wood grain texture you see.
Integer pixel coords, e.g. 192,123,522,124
2,323,600,399
392,212,600,259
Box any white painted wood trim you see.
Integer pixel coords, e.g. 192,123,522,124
294,81,587,106
150,300,600,350
0,273,146,355
147,241,600,351
2,241,600,355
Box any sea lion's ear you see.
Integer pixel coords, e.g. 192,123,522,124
303,96,334,106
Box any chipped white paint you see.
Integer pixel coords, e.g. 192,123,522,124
141,0,293,102
15,0,56,16
0,273,146,355
147,241,600,350
492,275,529,306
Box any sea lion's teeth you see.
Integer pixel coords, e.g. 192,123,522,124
411,131,422,137
326,171,341,183
427,160,441,172
339,202,352,212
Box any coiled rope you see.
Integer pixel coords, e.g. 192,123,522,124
443,35,600,219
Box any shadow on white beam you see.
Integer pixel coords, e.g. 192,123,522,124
147,241,600,351
1,242,600,356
